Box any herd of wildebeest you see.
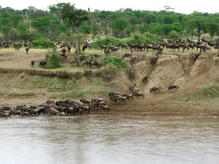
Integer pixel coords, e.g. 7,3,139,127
0,38,218,118
0,84,182,118
0,38,218,55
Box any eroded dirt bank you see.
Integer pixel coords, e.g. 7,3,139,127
0,50,219,116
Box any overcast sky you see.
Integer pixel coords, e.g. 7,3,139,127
0,0,218,14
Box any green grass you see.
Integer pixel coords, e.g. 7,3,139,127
199,85,219,97
100,55,128,69
49,77,112,99
172,84,219,107
2,73,112,99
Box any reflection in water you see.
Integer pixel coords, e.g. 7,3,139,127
0,115,219,164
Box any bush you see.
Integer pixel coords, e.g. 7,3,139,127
46,48,63,69
31,37,53,48
92,36,124,49
100,56,128,69
127,33,162,44
99,64,118,80
169,31,181,40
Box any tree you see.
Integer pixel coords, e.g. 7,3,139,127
8,28,20,40
31,16,51,37
61,4,89,55
112,18,129,38
206,23,218,37
49,3,67,23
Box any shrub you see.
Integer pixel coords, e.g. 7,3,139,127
127,33,162,44
169,31,181,40
45,48,63,69
99,64,118,80
100,56,128,69
92,36,124,49
31,37,53,48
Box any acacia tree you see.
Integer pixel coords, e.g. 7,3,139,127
49,3,67,24
61,4,88,55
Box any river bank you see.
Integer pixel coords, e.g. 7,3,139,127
0,49,218,117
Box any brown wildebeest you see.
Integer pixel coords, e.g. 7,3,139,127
31,60,35,67
39,60,47,67
61,48,67,59
142,76,148,84
150,57,158,65
150,87,162,93
25,47,30,54
14,43,22,50
168,85,180,91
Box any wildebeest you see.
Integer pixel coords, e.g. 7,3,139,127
25,47,30,54
61,48,67,59
150,87,162,93
150,57,158,65
128,69,135,80
14,43,22,50
39,60,47,67
123,53,132,58
142,76,148,84
168,85,180,91
31,60,35,67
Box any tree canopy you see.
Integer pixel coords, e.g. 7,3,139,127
0,4,218,43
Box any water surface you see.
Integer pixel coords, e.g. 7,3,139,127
0,115,219,164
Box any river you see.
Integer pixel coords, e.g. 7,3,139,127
0,115,219,164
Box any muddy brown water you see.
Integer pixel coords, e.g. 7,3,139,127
0,115,219,164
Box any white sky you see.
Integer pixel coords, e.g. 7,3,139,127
0,0,218,14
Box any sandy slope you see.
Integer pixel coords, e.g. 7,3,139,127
0,49,219,116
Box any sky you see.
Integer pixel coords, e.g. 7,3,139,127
0,0,218,14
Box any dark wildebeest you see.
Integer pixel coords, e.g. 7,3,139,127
128,69,135,80
142,76,148,84
31,60,35,67
39,60,47,67
14,43,22,50
61,48,67,59
123,53,132,58
150,87,162,93
25,47,30,54
150,57,158,65
168,85,180,91
82,44,88,51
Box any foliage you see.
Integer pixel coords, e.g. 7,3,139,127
61,3,89,55
0,5,219,41
127,33,162,44
61,4,89,27
169,31,181,40
99,64,118,79
101,56,128,69
112,18,129,37
45,48,63,69
31,37,53,48
92,36,123,49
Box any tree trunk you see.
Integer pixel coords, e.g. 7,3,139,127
197,24,201,42
75,26,80,56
